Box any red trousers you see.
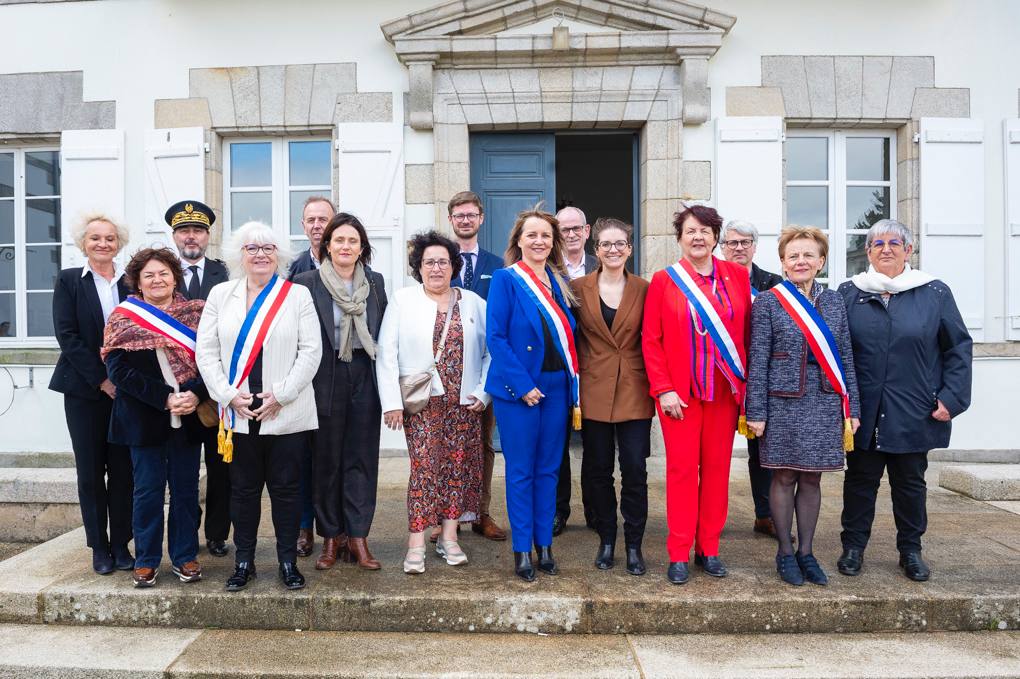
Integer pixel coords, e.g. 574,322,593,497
658,379,738,562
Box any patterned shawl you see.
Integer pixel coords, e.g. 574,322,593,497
101,292,205,384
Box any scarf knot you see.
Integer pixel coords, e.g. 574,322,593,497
319,261,376,362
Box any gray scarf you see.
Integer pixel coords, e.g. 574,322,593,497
319,261,375,362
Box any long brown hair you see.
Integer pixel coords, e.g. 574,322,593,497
503,206,577,306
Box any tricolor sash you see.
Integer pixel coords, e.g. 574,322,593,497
770,281,854,452
217,274,293,461
113,297,197,358
506,262,582,430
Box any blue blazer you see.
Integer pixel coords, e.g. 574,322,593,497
452,248,503,301
484,266,576,403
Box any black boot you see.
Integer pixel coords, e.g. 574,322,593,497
92,548,114,575
595,543,615,570
837,547,864,576
536,545,558,575
225,561,256,591
514,551,536,582
667,561,689,585
625,545,646,576
899,552,930,582
111,545,135,571
279,562,306,590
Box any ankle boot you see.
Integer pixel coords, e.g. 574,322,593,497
536,545,558,575
345,537,381,570
514,551,536,582
595,543,615,570
625,545,646,576
315,534,346,570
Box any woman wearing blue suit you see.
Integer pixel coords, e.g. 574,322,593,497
485,207,580,582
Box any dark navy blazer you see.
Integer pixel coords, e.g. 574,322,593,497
288,248,318,280
452,248,503,301
484,266,576,403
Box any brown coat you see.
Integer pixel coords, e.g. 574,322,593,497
570,271,655,423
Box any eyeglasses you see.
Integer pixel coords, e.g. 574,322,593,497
422,259,451,270
242,244,277,256
869,239,904,250
561,226,586,236
597,240,630,251
451,212,481,221
722,239,754,250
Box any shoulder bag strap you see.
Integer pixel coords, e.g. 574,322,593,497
433,288,459,365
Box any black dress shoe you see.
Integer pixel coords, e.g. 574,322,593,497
536,545,558,575
92,548,114,575
111,545,135,571
837,547,864,576
776,553,804,586
279,562,306,590
551,514,565,537
595,543,615,570
667,561,689,585
514,551,536,582
694,554,728,578
796,552,828,586
625,546,646,576
225,561,257,591
206,540,229,557
899,552,930,582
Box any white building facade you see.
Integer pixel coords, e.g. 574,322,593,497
0,0,1017,454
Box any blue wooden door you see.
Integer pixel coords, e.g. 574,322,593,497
469,133,555,255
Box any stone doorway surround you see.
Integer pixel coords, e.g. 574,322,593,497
381,0,737,276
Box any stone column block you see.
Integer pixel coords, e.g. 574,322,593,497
834,57,863,120
154,98,213,129
681,160,711,200
762,55,810,119
405,164,435,205
229,67,260,128
283,64,315,127
508,68,540,93
804,56,836,120
680,57,709,124
861,56,893,119
310,63,357,125
911,88,970,118
190,68,236,128
335,93,394,124
258,65,286,127
725,87,786,117
539,67,572,93
887,57,934,119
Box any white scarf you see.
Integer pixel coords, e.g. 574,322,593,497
851,263,935,294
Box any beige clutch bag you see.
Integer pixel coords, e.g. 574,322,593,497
398,290,458,416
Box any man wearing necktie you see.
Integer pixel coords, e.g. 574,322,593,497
168,200,230,557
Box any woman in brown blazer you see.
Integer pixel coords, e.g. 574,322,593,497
570,218,655,576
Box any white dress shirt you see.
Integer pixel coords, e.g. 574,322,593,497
310,248,321,270
82,262,123,322
565,253,587,280
181,257,206,289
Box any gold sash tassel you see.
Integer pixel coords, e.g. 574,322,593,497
572,406,582,431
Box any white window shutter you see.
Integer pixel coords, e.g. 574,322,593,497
714,116,785,275
919,118,985,342
337,120,405,295
59,129,125,269
144,128,206,251
1006,119,1020,341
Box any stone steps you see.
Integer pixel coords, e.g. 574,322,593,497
0,623,1017,678
940,464,1020,501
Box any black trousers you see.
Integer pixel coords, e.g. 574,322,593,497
840,448,929,554
556,427,594,525
580,418,651,547
313,351,381,539
64,394,133,550
747,438,772,520
229,424,305,564
201,427,232,542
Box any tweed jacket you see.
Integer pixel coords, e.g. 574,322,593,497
745,284,860,423
196,277,322,436
570,271,654,422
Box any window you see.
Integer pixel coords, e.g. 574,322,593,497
0,148,61,341
785,130,895,285
223,138,333,253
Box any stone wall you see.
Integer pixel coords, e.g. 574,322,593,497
0,71,114,139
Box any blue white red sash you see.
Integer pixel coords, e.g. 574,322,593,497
664,261,745,382
771,281,854,451
113,297,196,358
506,262,581,427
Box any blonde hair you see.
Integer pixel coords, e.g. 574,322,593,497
503,206,578,307
225,221,293,279
72,212,130,254
778,225,828,260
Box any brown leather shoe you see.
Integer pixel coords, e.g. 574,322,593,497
296,528,314,557
315,534,347,570
172,560,202,583
344,537,381,570
753,517,779,539
132,567,157,588
472,514,507,541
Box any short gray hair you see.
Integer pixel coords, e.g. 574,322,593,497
556,205,587,225
71,212,130,254
224,221,293,279
721,219,759,244
866,219,913,249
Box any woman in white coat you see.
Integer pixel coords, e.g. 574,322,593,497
377,230,491,575
196,221,321,592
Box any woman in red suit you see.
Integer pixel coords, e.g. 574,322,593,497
642,204,751,585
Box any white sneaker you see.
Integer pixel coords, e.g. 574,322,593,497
436,539,468,566
403,546,426,574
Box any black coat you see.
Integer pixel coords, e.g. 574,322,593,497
177,258,228,301
750,263,783,293
288,248,318,279
105,348,208,447
49,268,131,400
838,279,973,453
292,266,387,416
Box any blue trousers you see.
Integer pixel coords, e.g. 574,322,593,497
130,428,201,569
493,370,569,552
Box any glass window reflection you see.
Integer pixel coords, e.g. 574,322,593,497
230,192,272,230
0,202,13,243
0,292,15,337
0,245,14,289
26,245,61,290
786,137,828,181
846,234,869,276
289,190,325,235
25,151,60,197
230,143,272,187
787,186,828,228
0,153,13,198
289,141,331,187
26,199,61,243
27,291,53,337
846,137,889,181
846,187,890,230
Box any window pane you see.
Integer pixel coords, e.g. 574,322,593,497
787,186,828,228
26,151,60,197
846,234,869,277
230,191,272,230
846,187,891,230
0,201,12,243
0,153,12,198
291,237,310,258
230,143,272,187
26,198,61,243
846,137,890,181
0,246,13,289
289,141,331,186
27,291,54,336
786,137,828,181
26,245,61,290
0,292,14,337
289,190,328,235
